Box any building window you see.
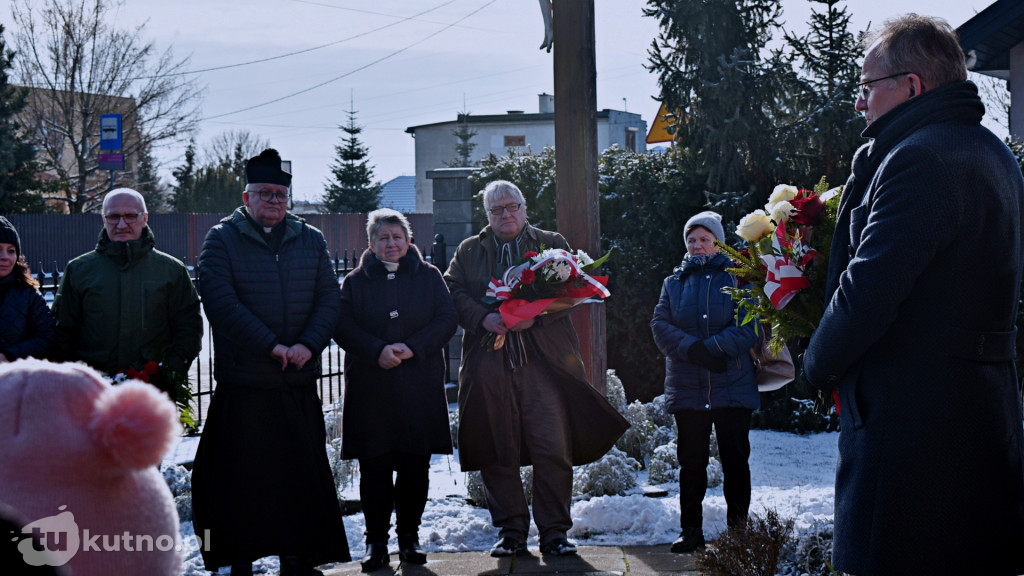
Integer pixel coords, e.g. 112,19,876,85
625,130,636,152
504,135,526,147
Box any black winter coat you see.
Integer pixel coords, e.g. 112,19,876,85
805,81,1024,575
0,276,55,361
192,208,349,569
198,208,341,386
335,246,457,459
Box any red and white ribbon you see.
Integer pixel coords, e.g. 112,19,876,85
485,249,610,301
760,224,815,309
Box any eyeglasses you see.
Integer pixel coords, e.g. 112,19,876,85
856,71,912,100
256,190,290,202
103,212,143,224
488,203,521,216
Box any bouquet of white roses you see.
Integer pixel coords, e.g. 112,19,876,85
717,177,841,353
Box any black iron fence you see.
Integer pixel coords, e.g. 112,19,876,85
32,235,449,433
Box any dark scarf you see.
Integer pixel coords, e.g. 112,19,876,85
493,226,529,370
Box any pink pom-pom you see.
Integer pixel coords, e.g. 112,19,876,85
89,381,178,470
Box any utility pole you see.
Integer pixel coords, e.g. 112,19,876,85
552,0,605,393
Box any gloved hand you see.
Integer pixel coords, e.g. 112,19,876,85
687,341,727,373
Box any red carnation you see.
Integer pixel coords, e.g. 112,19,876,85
523,251,539,258
790,190,825,226
144,361,160,375
520,269,537,284
126,367,149,383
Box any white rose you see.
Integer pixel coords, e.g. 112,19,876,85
765,184,799,212
769,200,796,224
735,210,774,243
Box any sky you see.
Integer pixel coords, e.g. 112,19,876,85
171,428,841,575
0,0,996,203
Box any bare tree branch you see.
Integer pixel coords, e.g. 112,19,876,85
10,0,204,212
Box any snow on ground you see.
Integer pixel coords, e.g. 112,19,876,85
178,429,839,575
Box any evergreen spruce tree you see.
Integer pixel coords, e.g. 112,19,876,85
135,141,171,213
446,112,478,167
171,140,198,213
644,0,785,203
323,109,382,213
778,0,865,186
0,24,45,213
191,162,244,214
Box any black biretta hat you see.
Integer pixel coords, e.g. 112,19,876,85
245,148,292,187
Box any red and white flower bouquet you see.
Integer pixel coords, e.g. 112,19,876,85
717,177,841,352
482,247,612,350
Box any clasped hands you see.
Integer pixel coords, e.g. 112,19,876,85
378,343,413,369
481,312,534,335
687,341,727,373
271,343,313,371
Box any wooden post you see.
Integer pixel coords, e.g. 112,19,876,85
553,0,606,393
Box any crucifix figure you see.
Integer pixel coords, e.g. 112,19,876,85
539,0,553,52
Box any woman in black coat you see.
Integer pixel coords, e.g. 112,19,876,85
0,216,55,363
335,209,457,572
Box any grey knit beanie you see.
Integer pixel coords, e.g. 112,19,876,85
684,211,725,243
0,216,20,257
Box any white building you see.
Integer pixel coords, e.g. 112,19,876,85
405,93,647,213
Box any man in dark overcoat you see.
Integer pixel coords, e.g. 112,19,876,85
191,149,349,576
804,15,1024,575
444,180,628,558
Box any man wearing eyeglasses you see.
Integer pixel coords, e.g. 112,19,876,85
444,180,628,558
804,14,1024,575
52,188,202,387
191,148,349,576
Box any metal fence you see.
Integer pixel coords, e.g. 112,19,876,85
32,234,449,434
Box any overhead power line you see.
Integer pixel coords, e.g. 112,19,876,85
203,0,498,121
133,0,458,79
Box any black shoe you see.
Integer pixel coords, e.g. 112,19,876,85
398,533,427,565
360,542,390,572
670,527,705,554
540,537,578,556
489,536,527,557
280,555,324,576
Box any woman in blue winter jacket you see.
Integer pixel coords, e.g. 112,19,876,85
650,211,758,554
0,216,55,363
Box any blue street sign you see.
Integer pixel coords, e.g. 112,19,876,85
100,114,122,151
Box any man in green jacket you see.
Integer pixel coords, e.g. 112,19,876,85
53,188,202,389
